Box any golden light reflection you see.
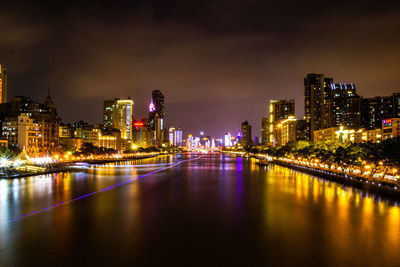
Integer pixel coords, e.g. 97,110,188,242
261,164,400,264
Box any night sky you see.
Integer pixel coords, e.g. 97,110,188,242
1,0,399,138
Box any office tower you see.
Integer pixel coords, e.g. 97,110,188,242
273,116,296,146
331,83,361,129
362,93,400,129
304,73,333,141
295,119,307,141
261,117,268,145
149,90,165,145
114,99,133,140
0,65,7,104
102,98,134,140
241,121,252,147
224,132,232,147
175,128,183,146
267,99,295,144
103,100,114,128
152,90,165,118
169,127,176,146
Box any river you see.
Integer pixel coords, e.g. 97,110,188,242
1,153,399,266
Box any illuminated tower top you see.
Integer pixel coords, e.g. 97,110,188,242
149,99,156,112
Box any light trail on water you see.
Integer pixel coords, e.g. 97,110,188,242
7,157,200,223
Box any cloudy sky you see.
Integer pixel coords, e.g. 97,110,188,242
1,0,399,138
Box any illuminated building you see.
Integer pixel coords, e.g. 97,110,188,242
261,117,268,145
74,124,119,150
149,90,165,145
59,123,73,138
304,73,333,141
169,127,176,146
0,65,7,104
241,121,252,147
313,126,382,143
273,116,296,146
0,94,60,156
103,100,114,128
362,93,400,129
175,128,183,146
382,118,400,140
224,132,232,147
2,114,40,155
103,98,134,143
267,99,295,144
331,83,361,129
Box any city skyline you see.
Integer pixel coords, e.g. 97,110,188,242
1,1,399,137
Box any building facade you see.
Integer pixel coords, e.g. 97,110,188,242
382,118,400,140
273,116,296,146
241,121,252,148
304,73,333,141
331,83,361,129
0,65,7,104
362,93,400,130
267,99,295,144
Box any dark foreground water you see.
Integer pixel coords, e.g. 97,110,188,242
1,153,400,266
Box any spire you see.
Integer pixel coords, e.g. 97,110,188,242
45,86,54,109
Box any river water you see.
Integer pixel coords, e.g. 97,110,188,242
1,153,399,266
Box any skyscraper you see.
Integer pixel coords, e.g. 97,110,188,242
304,73,333,141
103,98,134,140
0,65,7,104
331,83,361,129
267,99,295,144
241,121,252,148
149,90,165,145
152,90,165,118
103,100,114,128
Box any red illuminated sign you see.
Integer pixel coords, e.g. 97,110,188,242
383,119,392,124
134,121,145,127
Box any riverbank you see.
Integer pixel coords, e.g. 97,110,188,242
273,159,400,199
0,153,164,179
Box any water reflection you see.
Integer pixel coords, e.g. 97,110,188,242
0,154,399,266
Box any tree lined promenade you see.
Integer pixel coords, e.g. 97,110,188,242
226,138,400,185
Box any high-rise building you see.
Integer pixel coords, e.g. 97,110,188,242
241,121,252,147
273,116,297,146
103,98,134,141
149,90,165,146
152,90,165,118
175,128,183,146
331,83,361,129
361,93,400,129
261,117,268,145
295,119,307,141
224,132,232,147
304,73,333,141
267,99,295,144
0,65,7,104
103,100,114,128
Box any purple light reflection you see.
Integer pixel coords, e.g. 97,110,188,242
8,157,200,223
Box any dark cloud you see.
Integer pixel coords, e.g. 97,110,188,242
0,0,399,138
